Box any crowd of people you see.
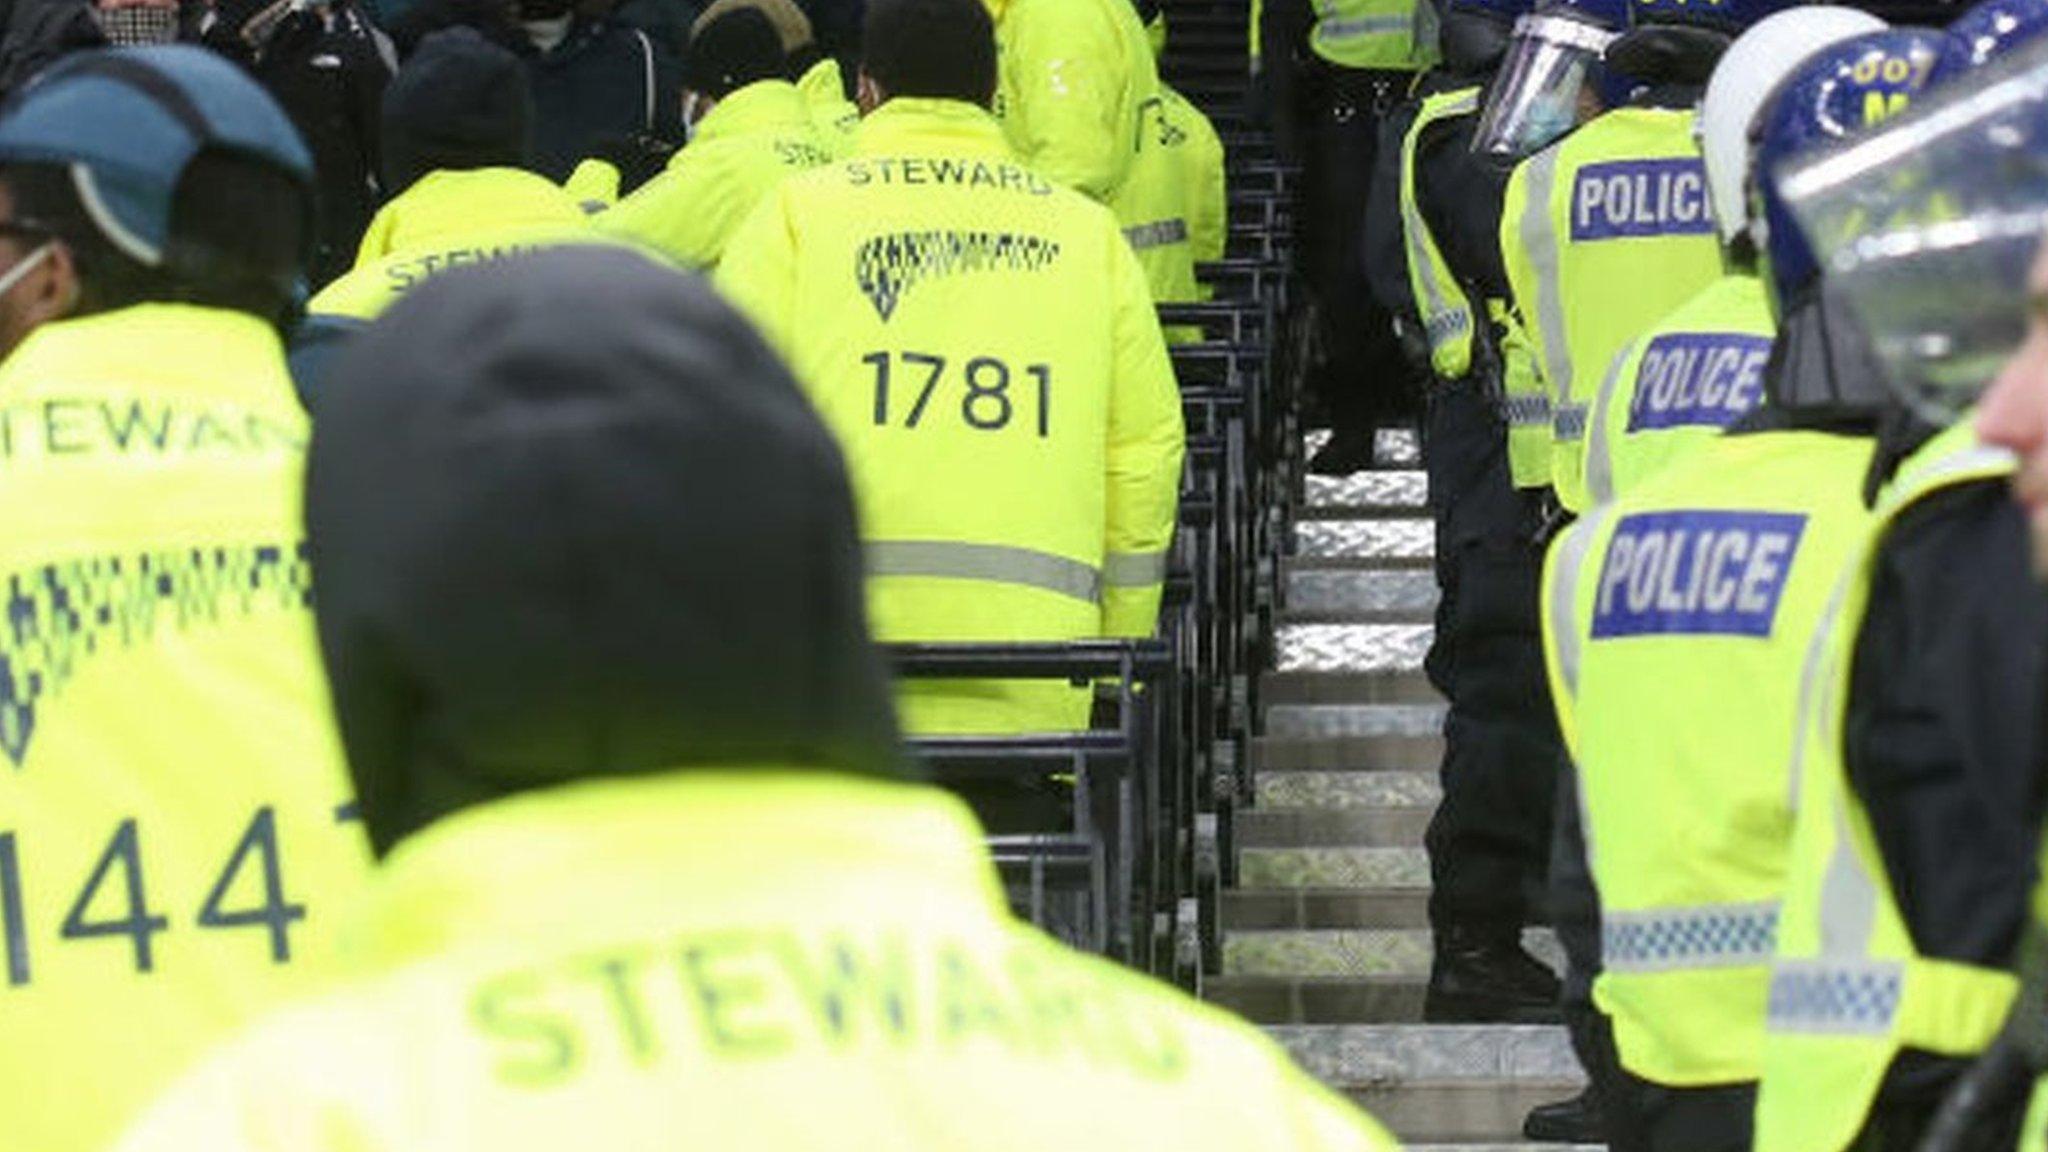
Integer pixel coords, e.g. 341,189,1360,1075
15,0,2048,1141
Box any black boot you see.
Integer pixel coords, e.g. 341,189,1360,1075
1308,428,1377,475
1424,926,1563,1023
1523,1087,1607,1143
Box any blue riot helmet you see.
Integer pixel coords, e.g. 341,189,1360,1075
1606,0,1797,88
1469,0,1627,164
1752,29,1945,319
1440,0,1536,75
1928,0,2048,86
1777,34,2048,422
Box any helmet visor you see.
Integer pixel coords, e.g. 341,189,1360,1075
1471,13,1616,164
1779,38,2048,423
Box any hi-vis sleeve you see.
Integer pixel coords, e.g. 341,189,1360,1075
713,192,802,363
1002,2,1136,203
1102,226,1185,638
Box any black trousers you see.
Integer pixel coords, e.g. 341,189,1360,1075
1552,756,1653,1152
1297,62,1420,437
1421,377,1558,933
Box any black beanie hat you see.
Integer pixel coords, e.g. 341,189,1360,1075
685,7,786,98
380,27,534,193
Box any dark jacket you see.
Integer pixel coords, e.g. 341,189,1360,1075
1847,446,2048,1118
524,15,679,180
206,0,397,286
308,246,903,856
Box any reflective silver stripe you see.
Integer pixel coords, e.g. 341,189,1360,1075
1819,802,1880,955
1401,91,1481,372
866,541,1101,604
1880,444,2016,516
1544,504,1613,701
1766,959,1903,1035
1504,393,1552,427
1123,219,1190,251
1604,902,1778,973
1521,146,1574,417
1582,341,1635,504
1318,12,1415,38
1554,402,1588,442
1785,572,1853,811
1103,549,1169,587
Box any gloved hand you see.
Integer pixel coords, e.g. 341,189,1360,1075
584,132,679,197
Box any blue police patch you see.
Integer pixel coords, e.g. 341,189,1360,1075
1627,332,1771,432
1570,158,1714,242
1591,511,1805,639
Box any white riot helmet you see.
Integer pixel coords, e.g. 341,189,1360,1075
1697,5,1886,250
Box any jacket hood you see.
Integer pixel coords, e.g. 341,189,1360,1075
353,168,586,261
309,246,906,855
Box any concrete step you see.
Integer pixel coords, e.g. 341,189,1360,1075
1257,769,1441,809
1239,846,1430,889
1266,703,1446,739
1224,886,1430,931
1276,625,1432,674
1225,928,1563,978
1252,733,1444,772
1301,471,1429,519
1284,567,1439,624
1304,427,1423,468
1238,806,1431,849
1262,670,1442,706
1271,1025,1584,1144
1209,973,1425,1024
1296,519,1434,561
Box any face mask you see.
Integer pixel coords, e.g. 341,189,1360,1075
93,5,180,45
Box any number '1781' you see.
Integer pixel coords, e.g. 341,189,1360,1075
862,351,1051,437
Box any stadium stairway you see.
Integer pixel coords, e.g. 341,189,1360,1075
1158,5,1597,1145
1211,430,1591,1150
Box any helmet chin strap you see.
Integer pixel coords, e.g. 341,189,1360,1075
0,242,55,303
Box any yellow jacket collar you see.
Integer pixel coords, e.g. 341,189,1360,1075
354,168,586,263
0,304,291,407
691,78,813,146
982,0,1012,22
356,771,1010,966
855,98,1016,158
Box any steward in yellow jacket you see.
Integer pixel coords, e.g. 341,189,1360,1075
113,245,1397,1152
691,0,863,149
984,0,1157,204
597,9,840,270
308,31,593,322
310,31,594,321
0,48,375,1152
717,2,1183,736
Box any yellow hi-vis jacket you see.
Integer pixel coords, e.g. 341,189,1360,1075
1542,426,1875,1087
986,0,1158,204
1580,273,1774,505
597,78,842,270
1500,107,1723,511
113,772,1402,1152
800,56,862,152
716,98,1184,735
0,304,375,1152
1165,84,1228,270
308,168,593,320
1120,83,1225,339
1754,420,2021,1152
1310,0,1430,71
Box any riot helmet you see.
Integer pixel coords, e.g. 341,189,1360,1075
1440,0,1536,76
1776,34,2048,423
1696,7,1886,258
1929,0,2048,87
1469,0,1626,164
